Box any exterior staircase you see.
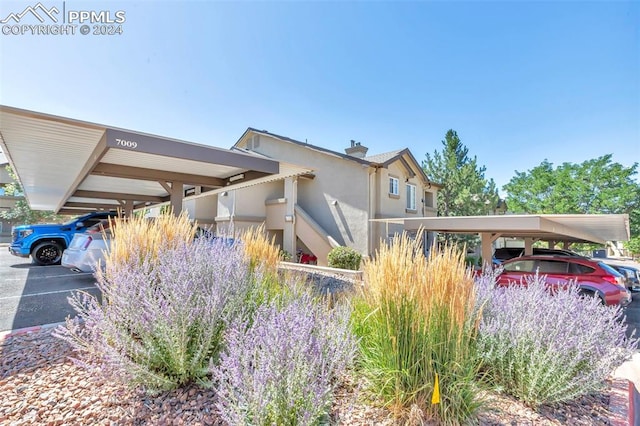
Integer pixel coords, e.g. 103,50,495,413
294,205,340,266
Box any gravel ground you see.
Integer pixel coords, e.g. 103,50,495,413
0,327,625,426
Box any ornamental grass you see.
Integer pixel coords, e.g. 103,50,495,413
238,224,280,275
103,211,197,271
352,232,485,424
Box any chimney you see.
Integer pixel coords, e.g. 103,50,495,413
345,140,368,158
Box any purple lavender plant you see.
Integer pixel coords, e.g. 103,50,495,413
54,237,253,392
211,292,356,426
476,270,638,407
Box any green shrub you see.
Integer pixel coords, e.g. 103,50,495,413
213,292,356,425
352,233,485,424
56,236,252,393
327,246,362,270
465,255,480,267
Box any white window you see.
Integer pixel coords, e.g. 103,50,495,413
389,177,399,195
406,183,416,210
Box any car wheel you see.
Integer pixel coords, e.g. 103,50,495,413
32,242,63,266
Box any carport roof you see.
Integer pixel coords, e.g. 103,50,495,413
371,214,631,244
0,106,283,214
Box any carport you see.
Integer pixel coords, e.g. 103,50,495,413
372,214,631,264
0,106,290,216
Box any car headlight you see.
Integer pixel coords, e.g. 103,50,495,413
19,229,33,238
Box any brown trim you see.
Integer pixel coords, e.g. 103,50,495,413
405,208,418,214
398,156,416,178
106,128,279,174
91,163,226,187
73,190,167,202
388,194,400,199
381,148,442,189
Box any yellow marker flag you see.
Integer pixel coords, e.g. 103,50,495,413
432,373,440,404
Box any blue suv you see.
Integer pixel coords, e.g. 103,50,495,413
9,211,117,266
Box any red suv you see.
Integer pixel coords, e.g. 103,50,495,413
497,255,631,307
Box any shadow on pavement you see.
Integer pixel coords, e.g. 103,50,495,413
1,254,100,332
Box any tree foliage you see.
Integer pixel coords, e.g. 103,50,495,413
1,165,59,224
503,156,640,255
422,130,499,245
626,210,640,257
503,156,639,215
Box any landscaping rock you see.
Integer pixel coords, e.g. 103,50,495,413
0,327,626,425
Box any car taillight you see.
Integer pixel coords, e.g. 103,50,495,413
82,236,93,250
602,274,624,287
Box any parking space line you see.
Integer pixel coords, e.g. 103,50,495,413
2,272,94,281
0,286,98,300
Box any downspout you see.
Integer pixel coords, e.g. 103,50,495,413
368,165,380,257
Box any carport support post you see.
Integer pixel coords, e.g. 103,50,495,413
480,232,501,267
283,177,297,258
524,238,534,256
123,200,134,218
169,181,184,216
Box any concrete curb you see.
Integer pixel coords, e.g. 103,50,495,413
0,321,65,341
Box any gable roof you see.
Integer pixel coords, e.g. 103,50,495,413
364,149,403,164
237,127,372,165
235,128,440,188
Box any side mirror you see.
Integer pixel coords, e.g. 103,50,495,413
76,222,84,228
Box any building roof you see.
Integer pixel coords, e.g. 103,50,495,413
238,127,373,165
237,128,439,187
364,149,404,164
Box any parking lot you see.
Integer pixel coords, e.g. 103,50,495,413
0,247,100,332
2,246,640,338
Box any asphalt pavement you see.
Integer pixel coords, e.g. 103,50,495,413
0,246,99,332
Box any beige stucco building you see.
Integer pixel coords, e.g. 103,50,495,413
183,129,440,265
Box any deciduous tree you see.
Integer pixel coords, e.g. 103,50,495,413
503,155,640,255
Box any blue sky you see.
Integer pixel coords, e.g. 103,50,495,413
1,1,638,193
